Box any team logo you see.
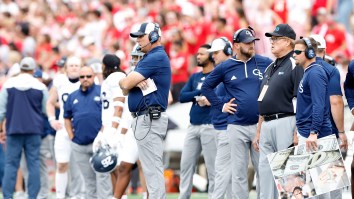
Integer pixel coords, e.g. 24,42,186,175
275,26,280,32
73,99,79,104
299,80,304,93
101,156,114,168
245,30,253,37
231,75,237,80
253,69,263,80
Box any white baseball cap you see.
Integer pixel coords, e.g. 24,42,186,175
20,57,36,71
310,34,326,49
207,38,231,52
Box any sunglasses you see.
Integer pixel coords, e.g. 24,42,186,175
294,50,304,55
79,75,93,79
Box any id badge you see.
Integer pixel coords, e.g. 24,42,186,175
258,85,269,102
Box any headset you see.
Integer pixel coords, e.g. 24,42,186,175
233,26,256,43
219,37,233,56
149,23,160,44
302,37,316,59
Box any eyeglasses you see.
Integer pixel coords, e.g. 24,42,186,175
79,75,93,79
294,50,304,55
269,37,286,42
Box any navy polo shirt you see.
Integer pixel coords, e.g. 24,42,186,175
180,71,213,125
64,84,102,145
296,62,332,138
128,46,171,112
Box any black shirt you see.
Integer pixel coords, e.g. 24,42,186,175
258,51,304,115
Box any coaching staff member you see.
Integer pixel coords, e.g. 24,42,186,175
202,29,272,199
119,22,171,199
0,57,48,199
256,24,304,198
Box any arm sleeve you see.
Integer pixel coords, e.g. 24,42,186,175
179,74,201,103
328,69,342,96
201,66,224,110
310,69,327,134
0,88,8,122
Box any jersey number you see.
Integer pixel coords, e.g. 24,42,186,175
102,92,109,109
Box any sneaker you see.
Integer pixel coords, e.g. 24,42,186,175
14,192,26,199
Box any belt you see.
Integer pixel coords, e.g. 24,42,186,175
263,113,295,122
131,110,149,118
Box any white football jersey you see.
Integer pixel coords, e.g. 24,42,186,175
101,72,126,127
53,74,81,122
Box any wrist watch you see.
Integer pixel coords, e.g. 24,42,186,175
310,131,318,136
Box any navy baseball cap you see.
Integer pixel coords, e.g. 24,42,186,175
265,24,296,40
130,22,161,38
233,29,260,43
33,68,43,78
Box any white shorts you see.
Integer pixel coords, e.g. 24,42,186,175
54,128,72,163
117,128,139,165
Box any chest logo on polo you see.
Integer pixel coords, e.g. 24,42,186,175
94,96,101,101
73,99,79,104
299,80,304,93
253,69,263,80
231,75,237,80
278,71,284,75
201,77,205,81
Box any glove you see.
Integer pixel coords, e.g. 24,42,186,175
92,131,107,153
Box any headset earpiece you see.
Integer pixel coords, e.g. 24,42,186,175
149,23,160,44
220,37,233,56
209,52,214,62
302,37,316,59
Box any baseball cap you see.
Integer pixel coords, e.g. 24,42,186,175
207,38,229,52
265,24,296,40
234,29,260,43
20,57,36,71
310,34,326,49
130,22,162,38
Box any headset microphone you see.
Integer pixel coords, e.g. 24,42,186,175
136,42,151,51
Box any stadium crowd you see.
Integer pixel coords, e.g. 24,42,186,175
0,0,354,199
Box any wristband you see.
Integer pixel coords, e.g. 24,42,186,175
48,116,56,122
112,117,121,124
339,131,345,134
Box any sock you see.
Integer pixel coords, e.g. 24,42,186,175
142,192,147,199
121,195,128,199
56,172,68,198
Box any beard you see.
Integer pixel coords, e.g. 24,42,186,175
240,47,254,60
197,59,209,67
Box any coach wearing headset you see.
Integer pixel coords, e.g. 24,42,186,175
294,38,332,150
119,22,171,199
293,38,333,199
202,30,272,199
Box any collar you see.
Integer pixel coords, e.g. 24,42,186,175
304,61,320,72
274,51,293,67
145,46,164,57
